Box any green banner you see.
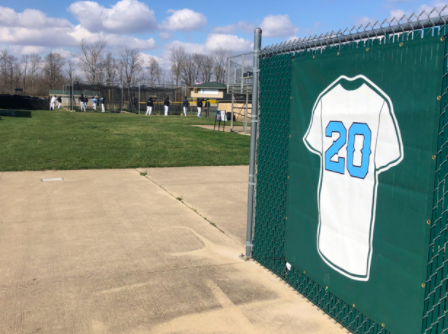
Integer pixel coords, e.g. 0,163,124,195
285,36,444,334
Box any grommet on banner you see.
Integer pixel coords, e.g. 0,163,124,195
382,324,386,328
366,48,369,52
337,52,340,56
353,304,356,308
422,283,426,288
399,42,404,47
437,96,441,100
433,155,437,160
441,36,445,42
427,220,431,225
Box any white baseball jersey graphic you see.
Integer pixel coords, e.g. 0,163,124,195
303,75,403,281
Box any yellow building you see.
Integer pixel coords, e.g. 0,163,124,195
189,82,228,100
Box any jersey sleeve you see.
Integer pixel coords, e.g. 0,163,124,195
304,99,323,154
375,101,403,169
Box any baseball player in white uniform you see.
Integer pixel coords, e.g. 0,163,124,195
303,75,403,281
50,95,56,110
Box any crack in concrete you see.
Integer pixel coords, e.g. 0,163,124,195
135,169,241,246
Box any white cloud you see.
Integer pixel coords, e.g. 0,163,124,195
419,2,448,16
0,26,78,47
161,8,207,32
260,15,298,38
355,17,378,26
68,0,158,34
0,7,72,28
389,9,407,20
139,53,171,70
164,40,206,54
387,2,448,22
205,34,252,53
159,32,173,40
287,36,300,42
69,25,156,51
213,21,255,34
164,33,252,55
9,45,46,55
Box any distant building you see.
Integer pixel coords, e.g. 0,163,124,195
188,82,228,100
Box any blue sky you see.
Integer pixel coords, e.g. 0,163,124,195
0,0,446,68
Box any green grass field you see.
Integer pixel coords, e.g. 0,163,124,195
0,110,250,171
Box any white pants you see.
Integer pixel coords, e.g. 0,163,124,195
146,106,152,115
164,105,169,116
197,107,202,117
50,102,55,110
93,103,97,111
183,107,187,116
101,104,105,113
58,102,61,109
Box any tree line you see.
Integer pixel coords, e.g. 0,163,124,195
0,39,231,97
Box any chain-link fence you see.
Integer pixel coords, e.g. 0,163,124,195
54,82,183,114
252,6,448,334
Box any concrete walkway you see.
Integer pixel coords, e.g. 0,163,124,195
0,167,344,334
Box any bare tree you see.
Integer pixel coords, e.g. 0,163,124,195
119,47,143,86
0,50,20,94
43,52,66,90
198,54,214,83
169,45,186,87
180,53,201,87
21,55,30,92
66,60,76,82
119,47,143,111
76,38,107,83
213,48,231,83
29,54,42,92
147,56,161,86
103,52,117,83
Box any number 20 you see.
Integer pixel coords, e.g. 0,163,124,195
325,121,372,179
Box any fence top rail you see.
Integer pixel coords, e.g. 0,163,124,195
261,6,448,57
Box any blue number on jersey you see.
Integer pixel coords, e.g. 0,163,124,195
324,121,371,178
325,121,346,174
346,123,372,179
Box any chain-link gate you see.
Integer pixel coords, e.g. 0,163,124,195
250,7,448,334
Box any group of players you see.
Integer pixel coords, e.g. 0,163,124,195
49,94,105,112
77,94,106,112
49,95,62,110
144,96,210,117
50,94,210,116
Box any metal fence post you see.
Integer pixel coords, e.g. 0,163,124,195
246,27,262,258
138,84,141,115
71,79,74,112
231,93,234,130
244,92,248,134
